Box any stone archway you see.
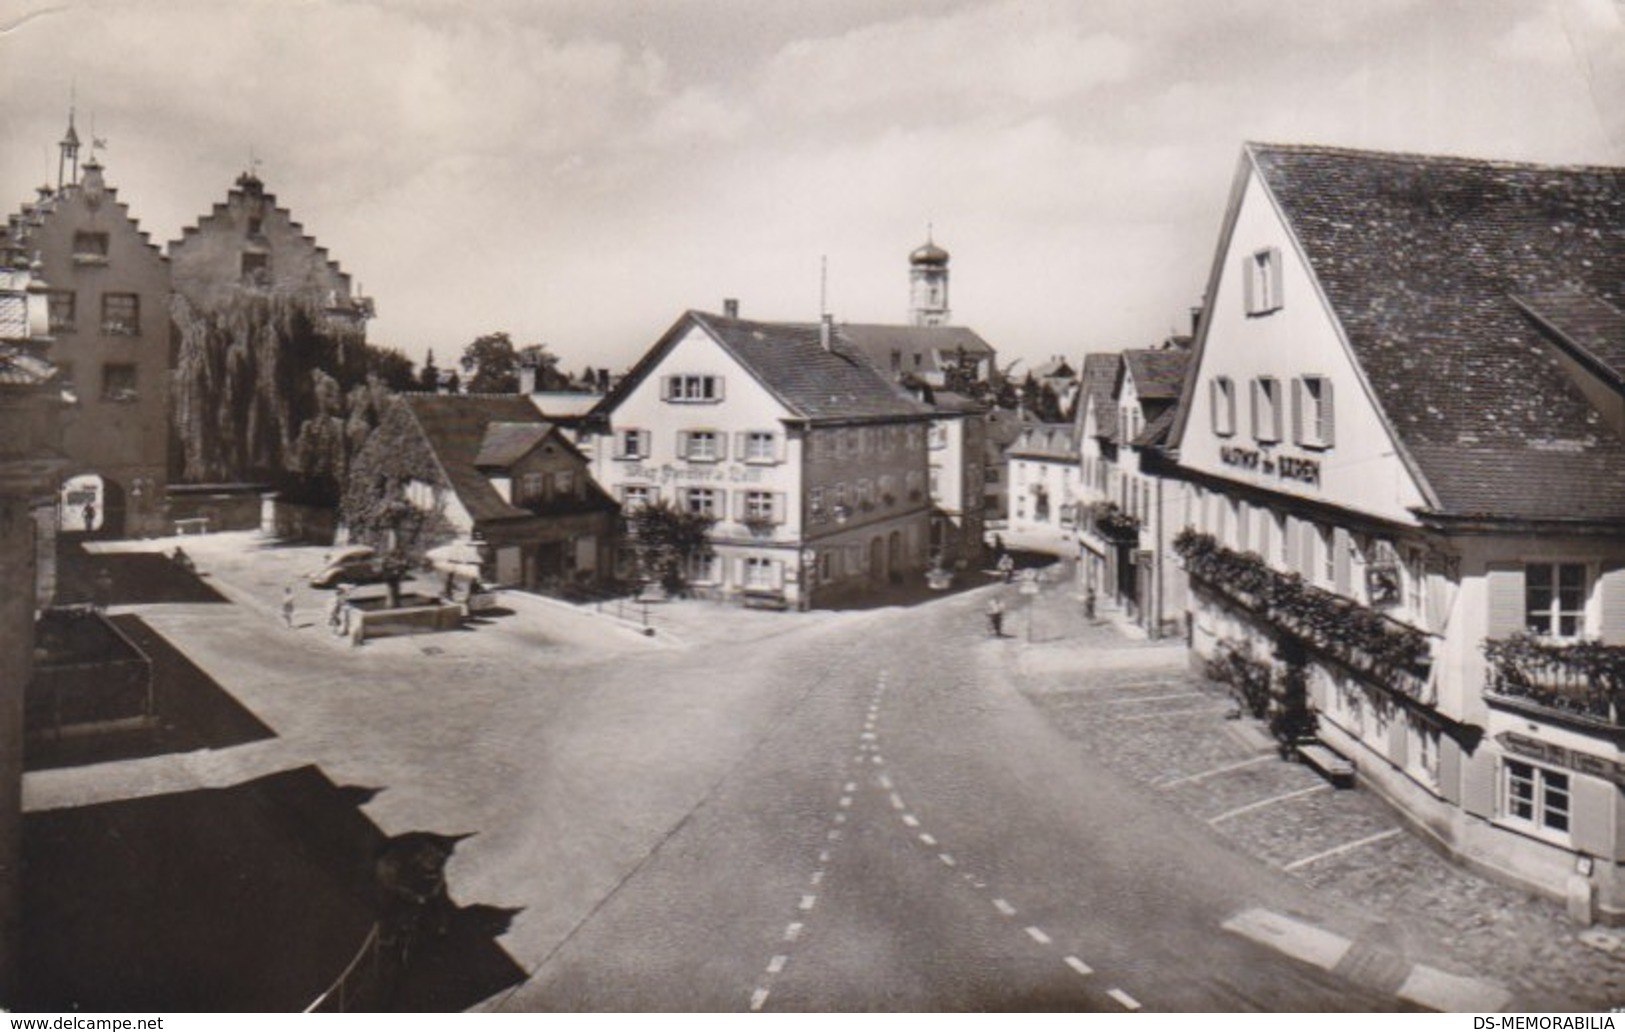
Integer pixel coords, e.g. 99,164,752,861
59,473,124,537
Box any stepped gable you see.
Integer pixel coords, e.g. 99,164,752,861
1249,142,1625,521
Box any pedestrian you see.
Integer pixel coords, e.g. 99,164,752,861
997,552,1015,583
987,596,1005,638
1084,587,1097,622
81,501,96,533
281,585,296,628
328,586,347,635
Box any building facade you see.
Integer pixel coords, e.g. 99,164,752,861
1004,421,1079,557
591,310,936,607
1170,143,1625,922
1,123,171,538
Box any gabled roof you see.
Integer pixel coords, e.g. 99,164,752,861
1077,353,1121,441
598,311,935,424
1132,405,1179,449
1008,421,1077,460
1122,349,1190,401
474,421,555,469
836,323,996,371
1513,291,1625,389
401,394,607,524
1180,142,1625,522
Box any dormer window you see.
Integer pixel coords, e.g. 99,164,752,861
1244,246,1282,316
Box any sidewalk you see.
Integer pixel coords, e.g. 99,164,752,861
1004,577,1625,1012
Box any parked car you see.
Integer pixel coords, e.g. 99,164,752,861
310,546,385,588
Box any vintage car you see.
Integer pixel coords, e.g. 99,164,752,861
309,546,386,588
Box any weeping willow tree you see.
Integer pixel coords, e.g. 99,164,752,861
170,291,375,484
340,397,455,607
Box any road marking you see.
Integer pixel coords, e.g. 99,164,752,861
810,871,824,885
767,955,788,975
872,755,884,765
799,895,817,912
839,795,852,808
827,829,842,841
1098,691,1208,705
1281,828,1403,871
1398,964,1512,1012
1108,988,1141,1011
1064,956,1093,976
784,922,803,942
902,814,919,827
993,898,1016,917
1025,926,1052,945
860,732,876,741
818,850,831,863
833,813,846,824
939,853,956,867
1114,705,1233,722
889,793,906,810
919,833,938,846
1207,783,1329,824
878,774,893,790
1156,754,1275,788
750,988,769,1011
843,782,856,793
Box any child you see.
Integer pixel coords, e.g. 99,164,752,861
282,586,296,628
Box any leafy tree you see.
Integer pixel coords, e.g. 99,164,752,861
460,332,521,394
418,349,440,392
627,499,716,596
339,397,455,608
517,343,571,392
366,345,418,392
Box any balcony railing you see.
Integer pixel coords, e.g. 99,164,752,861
1174,529,1433,701
1485,634,1625,728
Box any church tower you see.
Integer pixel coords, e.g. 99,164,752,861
908,231,950,327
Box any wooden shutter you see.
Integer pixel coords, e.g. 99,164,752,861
660,376,673,401
772,492,785,524
1598,563,1625,645
637,430,651,458
1334,528,1352,595
1318,380,1335,447
1438,738,1463,806
735,431,748,459
676,430,690,458
1300,520,1317,578
1570,775,1616,860
714,432,728,460
1291,378,1305,445
1485,563,1526,639
1242,256,1256,315
713,376,725,401
732,491,746,520
1460,750,1496,819
1265,247,1282,309
612,430,627,459
1209,380,1222,435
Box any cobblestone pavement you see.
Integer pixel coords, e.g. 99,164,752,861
1011,578,1625,1012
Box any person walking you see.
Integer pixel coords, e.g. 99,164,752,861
328,585,347,636
986,596,1005,638
281,585,296,628
997,552,1015,583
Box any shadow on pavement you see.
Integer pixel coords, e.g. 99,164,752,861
25,614,275,772
21,765,526,1012
56,541,227,606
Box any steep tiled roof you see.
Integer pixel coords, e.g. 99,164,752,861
1077,353,1121,441
1008,421,1077,460
1132,405,1179,448
601,311,934,424
836,323,996,378
474,422,553,468
1250,143,1625,521
1513,291,1625,388
1123,349,1190,401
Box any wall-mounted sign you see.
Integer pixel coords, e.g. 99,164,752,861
1218,446,1321,489
625,463,767,485
1496,732,1625,789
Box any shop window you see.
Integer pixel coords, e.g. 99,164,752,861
1526,562,1587,639
1504,760,1570,835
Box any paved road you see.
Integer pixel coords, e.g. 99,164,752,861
491,586,1400,1011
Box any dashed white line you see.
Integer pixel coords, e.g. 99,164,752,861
843,782,856,793
901,814,920,827
833,813,847,824
993,898,1017,917
839,795,852,808
817,850,831,864
784,922,803,942
810,871,824,885
1108,988,1142,1011
1207,784,1330,824
890,793,906,810
919,833,938,846
872,755,884,765
860,732,877,741
799,895,817,912
939,853,956,867
1025,926,1052,945
1281,827,1403,872
1064,956,1093,976
878,774,893,790
750,988,769,1011
826,829,842,841
767,955,788,975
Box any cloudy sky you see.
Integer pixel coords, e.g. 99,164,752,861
3,0,1624,376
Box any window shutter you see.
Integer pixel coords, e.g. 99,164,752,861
1300,521,1316,578
1319,381,1335,447
715,433,728,460
714,376,725,401
1250,380,1262,439
1485,563,1527,639
1266,247,1282,309
1269,383,1282,442
1437,738,1463,805
1460,751,1495,819
1334,528,1352,595
735,431,748,459
772,492,785,524
661,376,673,401
1571,775,1615,859
612,431,627,460
1598,564,1625,645
1242,256,1256,314
676,431,689,458
1291,378,1305,445
638,430,651,458
733,491,746,520
1209,380,1222,435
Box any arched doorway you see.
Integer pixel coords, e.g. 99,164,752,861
60,473,123,537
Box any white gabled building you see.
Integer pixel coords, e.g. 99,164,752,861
1004,421,1079,557
1170,142,1625,922
591,309,937,607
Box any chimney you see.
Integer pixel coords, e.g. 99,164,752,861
597,368,610,393
518,363,536,395
723,298,739,319
820,313,833,352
